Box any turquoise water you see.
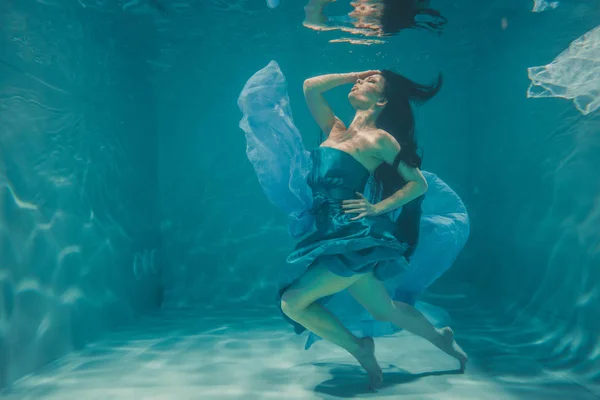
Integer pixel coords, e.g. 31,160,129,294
1,0,599,398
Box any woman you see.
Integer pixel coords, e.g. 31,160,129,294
238,61,468,390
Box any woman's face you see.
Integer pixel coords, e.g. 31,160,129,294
348,74,386,108
349,0,384,19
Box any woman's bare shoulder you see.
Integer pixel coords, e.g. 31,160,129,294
373,130,401,164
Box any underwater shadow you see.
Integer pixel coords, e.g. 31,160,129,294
312,362,461,398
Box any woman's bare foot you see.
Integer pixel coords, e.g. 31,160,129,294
440,327,468,372
351,337,383,390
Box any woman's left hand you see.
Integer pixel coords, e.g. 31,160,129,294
342,192,379,220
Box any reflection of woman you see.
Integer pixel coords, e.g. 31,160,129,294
238,62,468,390
303,0,447,37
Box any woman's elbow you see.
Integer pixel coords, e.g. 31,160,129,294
419,178,428,195
303,79,315,93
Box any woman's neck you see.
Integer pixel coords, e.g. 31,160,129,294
349,108,379,132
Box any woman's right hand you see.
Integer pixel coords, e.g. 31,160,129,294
303,69,379,134
354,70,381,80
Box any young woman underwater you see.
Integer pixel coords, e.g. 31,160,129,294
238,61,469,390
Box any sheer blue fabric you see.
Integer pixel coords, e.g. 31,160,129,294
238,61,314,239
238,61,469,350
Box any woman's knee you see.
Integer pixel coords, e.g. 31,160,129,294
280,289,306,316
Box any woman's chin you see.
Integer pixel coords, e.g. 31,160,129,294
348,94,363,108
349,90,361,99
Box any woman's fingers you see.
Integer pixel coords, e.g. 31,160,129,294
345,207,366,214
342,199,363,205
350,212,367,220
356,70,381,79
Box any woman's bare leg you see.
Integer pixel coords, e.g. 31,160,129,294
348,273,468,372
280,264,383,388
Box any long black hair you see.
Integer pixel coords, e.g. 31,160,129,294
374,70,442,258
380,0,447,35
